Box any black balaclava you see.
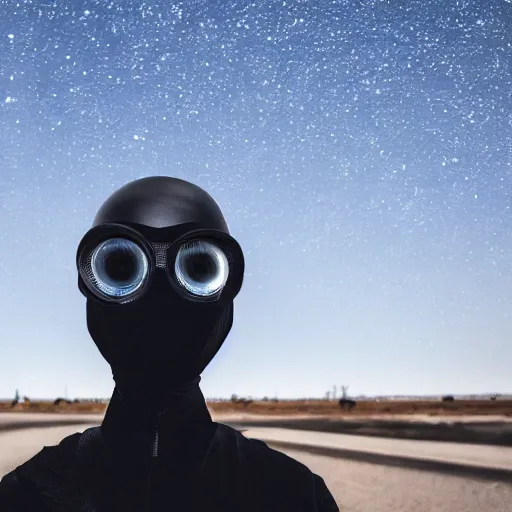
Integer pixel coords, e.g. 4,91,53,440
76,176,244,407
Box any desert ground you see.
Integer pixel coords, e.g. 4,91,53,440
2,398,511,416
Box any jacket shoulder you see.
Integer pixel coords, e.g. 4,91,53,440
202,423,339,511
2,429,81,482
0,428,96,511
225,424,313,473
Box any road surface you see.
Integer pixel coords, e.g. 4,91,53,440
1,423,511,511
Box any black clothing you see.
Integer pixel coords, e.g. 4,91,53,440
0,177,339,510
0,382,339,511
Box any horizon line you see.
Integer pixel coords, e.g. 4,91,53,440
2,392,511,402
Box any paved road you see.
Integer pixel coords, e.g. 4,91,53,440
1,424,511,511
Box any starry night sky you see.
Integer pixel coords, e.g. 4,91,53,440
1,0,511,399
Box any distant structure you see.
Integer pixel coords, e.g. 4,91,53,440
339,385,357,411
442,395,455,402
11,388,20,408
230,394,253,408
53,398,72,406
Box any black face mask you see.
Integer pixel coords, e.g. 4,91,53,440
76,177,244,403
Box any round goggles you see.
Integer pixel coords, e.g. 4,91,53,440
76,223,244,304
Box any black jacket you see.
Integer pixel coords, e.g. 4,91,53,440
0,387,339,511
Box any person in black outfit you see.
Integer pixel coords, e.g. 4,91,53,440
0,176,339,511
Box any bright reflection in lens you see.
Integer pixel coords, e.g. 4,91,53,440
174,240,229,298
91,238,148,298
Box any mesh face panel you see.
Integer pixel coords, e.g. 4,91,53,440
152,242,172,268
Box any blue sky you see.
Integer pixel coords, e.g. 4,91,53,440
0,0,511,399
